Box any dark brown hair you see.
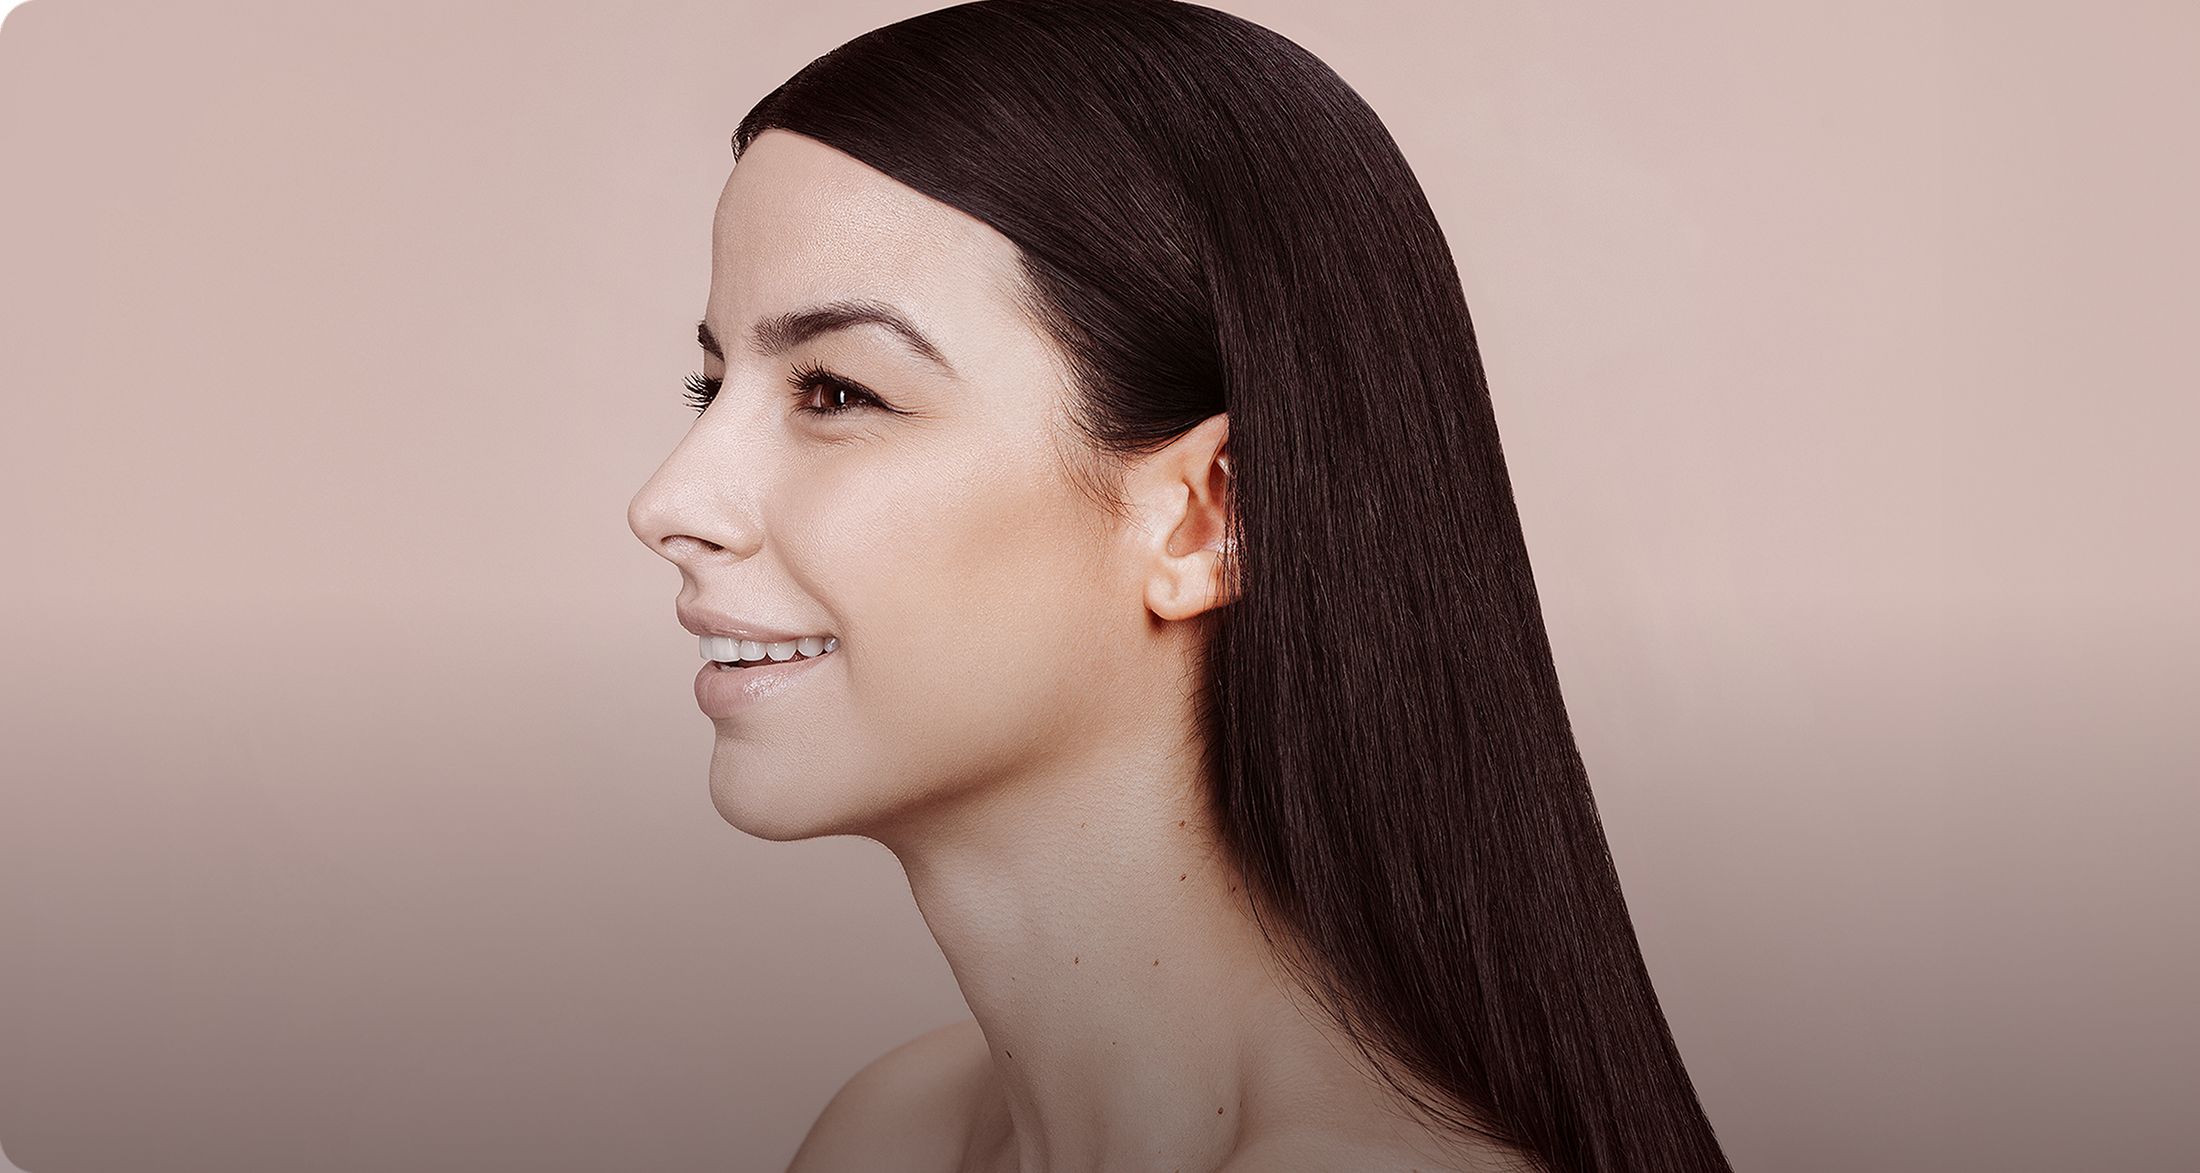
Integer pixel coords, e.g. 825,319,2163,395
731,2,1732,1169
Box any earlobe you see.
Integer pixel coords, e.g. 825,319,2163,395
1146,546,1237,621
1143,506,1238,621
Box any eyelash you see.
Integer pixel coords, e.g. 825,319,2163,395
680,359,889,418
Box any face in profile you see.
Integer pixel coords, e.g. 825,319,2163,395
628,129,1190,845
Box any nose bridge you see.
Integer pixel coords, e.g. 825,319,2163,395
628,399,777,563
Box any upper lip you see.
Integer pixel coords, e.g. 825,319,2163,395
676,602,831,644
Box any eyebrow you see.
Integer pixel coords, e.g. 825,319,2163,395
697,300,958,378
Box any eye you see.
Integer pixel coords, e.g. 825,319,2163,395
677,362,894,419
787,358,890,417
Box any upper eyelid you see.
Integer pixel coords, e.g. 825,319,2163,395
792,358,882,394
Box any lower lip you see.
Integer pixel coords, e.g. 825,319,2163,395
693,650,835,718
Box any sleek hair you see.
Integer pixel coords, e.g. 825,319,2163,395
730,2,1731,1170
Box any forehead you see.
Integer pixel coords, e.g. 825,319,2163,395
708,129,1027,339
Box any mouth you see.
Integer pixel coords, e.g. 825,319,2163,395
700,634,839,670
706,647,835,670
693,636,836,719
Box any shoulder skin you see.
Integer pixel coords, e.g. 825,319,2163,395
784,1018,994,1173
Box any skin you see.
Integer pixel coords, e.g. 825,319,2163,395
627,129,1505,1173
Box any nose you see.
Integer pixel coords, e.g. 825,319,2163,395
627,438,761,569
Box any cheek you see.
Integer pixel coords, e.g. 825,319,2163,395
800,447,1122,777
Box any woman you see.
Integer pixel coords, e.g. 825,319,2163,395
627,1,1733,1170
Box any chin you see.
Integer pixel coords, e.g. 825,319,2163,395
709,764,833,843
705,743,889,842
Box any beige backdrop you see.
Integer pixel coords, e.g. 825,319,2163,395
2,1,2192,1170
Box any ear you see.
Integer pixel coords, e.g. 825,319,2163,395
1135,412,1237,622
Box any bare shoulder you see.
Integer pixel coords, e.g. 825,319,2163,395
784,1017,995,1173
1218,1127,1528,1173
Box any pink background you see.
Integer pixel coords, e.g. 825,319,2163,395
2,1,2193,1170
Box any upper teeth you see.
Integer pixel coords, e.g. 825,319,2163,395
700,635,837,663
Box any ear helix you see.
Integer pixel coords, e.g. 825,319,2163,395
1214,450,1235,557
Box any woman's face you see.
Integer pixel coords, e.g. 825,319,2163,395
629,129,1170,842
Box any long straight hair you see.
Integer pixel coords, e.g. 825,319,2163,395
731,2,1731,1170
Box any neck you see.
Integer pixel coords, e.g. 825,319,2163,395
879,744,1338,1173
